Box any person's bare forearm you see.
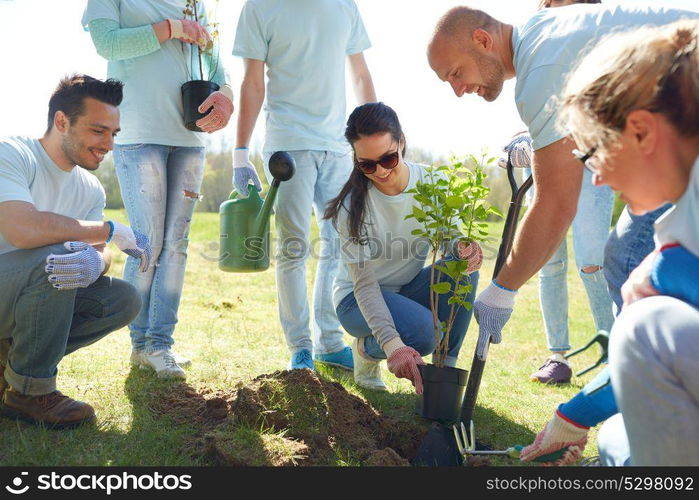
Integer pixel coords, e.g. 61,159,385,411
94,244,112,275
352,69,376,104
495,198,573,289
348,52,376,104
235,60,265,149
0,201,110,250
151,21,170,43
494,136,583,290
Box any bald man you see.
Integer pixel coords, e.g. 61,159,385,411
427,4,698,354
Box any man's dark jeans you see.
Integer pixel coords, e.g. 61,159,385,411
0,244,141,395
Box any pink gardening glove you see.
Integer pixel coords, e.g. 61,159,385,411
520,410,589,466
196,91,234,133
168,19,211,48
387,346,425,394
621,250,659,308
456,240,483,274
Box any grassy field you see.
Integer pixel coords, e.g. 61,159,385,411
0,209,606,466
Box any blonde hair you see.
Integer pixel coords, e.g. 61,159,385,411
560,20,699,163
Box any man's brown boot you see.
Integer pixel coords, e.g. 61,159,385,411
0,388,95,429
0,365,6,401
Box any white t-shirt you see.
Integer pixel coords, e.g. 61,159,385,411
0,137,105,255
333,161,433,307
512,4,698,150
82,0,225,147
655,155,699,257
233,0,371,153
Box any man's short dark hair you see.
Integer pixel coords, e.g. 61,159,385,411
46,74,124,131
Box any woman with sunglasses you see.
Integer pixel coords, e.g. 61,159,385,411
557,19,699,466
325,102,482,392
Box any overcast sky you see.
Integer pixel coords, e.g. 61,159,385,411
0,0,696,157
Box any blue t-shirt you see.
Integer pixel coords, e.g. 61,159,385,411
233,0,371,153
82,0,226,147
512,4,698,150
0,137,105,255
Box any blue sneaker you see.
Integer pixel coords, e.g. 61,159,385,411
314,345,353,371
289,349,314,370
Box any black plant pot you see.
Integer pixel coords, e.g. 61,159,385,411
416,363,468,424
181,80,220,132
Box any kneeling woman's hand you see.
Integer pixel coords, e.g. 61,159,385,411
385,338,425,394
456,240,483,274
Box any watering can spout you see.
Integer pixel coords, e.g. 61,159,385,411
253,151,295,240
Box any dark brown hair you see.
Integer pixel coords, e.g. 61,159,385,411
324,102,405,242
47,74,124,131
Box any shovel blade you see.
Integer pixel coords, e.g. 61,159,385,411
411,422,462,467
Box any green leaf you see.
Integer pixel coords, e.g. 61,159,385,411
430,282,452,294
446,195,462,208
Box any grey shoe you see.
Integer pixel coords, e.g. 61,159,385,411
134,350,186,380
131,349,191,369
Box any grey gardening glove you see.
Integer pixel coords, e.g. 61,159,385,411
45,241,105,290
107,220,152,272
498,133,532,169
232,148,263,198
473,281,517,359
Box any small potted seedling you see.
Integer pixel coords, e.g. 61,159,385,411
406,154,501,423
181,0,221,131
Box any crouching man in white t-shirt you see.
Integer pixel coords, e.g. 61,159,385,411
0,75,151,429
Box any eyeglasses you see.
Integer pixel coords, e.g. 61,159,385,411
572,147,601,175
354,150,400,174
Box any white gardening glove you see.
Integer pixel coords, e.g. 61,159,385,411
195,85,234,133
232,148,263,198
106,220,152,272
498,133,532,169
45,241,105,290
168,19,211,49
520,411,589,466
473,281,517,359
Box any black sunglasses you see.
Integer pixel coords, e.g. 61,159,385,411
354,150,400,174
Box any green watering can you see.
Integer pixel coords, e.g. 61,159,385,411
218,151,295,272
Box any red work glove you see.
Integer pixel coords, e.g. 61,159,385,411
456,240,483,274
387,345,425,394
196,87,234,133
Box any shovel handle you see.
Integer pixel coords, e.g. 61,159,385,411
460,157,532,437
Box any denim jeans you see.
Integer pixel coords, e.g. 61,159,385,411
113,144,205,352
603,204,672,314
336,262,479,366
0,245,140,395
597,414,632,466
608,296,699,465
537,169,615,352
263,150,351,355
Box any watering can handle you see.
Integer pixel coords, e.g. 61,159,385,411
228,184,262,200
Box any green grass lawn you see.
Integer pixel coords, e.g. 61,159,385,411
0,209,606,466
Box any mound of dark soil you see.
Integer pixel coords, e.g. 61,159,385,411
152,369,425,466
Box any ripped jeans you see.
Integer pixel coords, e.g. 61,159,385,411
537,169,615,352
114,144,205,352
